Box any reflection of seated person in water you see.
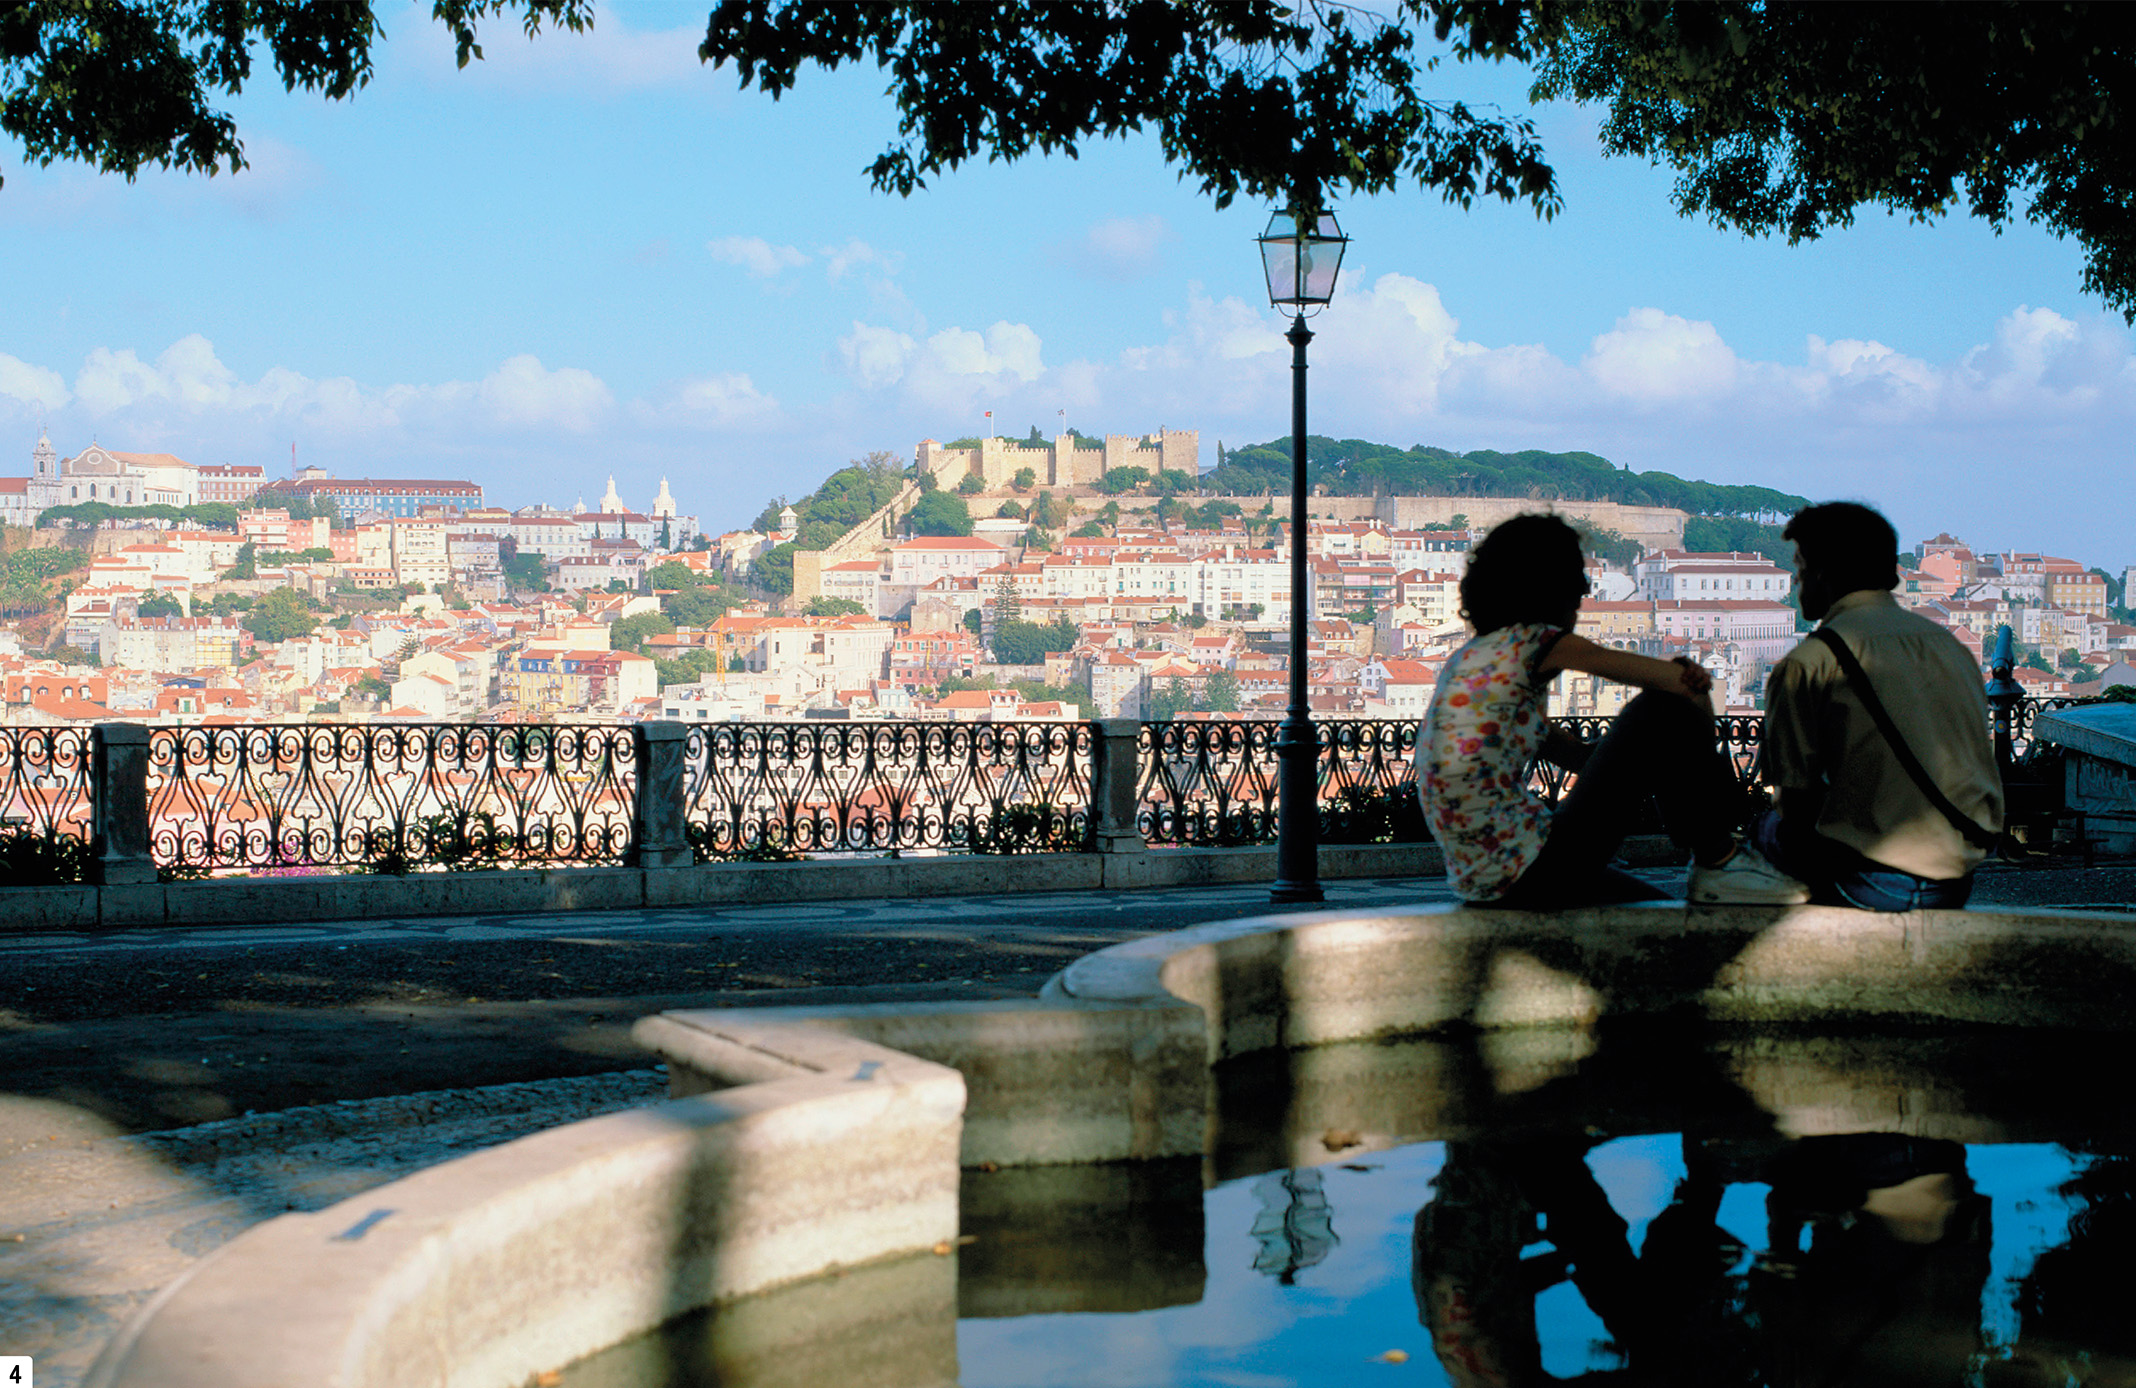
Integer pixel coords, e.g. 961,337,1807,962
1412,1133,1989,1387
1756,1134,1991,1387
1414,1137,1751,1386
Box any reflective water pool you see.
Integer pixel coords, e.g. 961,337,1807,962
563,1025,2136,1387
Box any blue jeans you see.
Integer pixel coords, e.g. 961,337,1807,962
1752,811,1973,912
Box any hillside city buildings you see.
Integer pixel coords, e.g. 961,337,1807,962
3,432,2132,734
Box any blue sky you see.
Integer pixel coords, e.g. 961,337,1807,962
2,3,2129,570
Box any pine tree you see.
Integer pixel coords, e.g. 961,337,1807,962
990,574,1023,627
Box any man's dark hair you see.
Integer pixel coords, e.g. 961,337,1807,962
1459,513,1588,635
1783,502,1900,595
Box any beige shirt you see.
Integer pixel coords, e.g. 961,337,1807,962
1761,589,2003,880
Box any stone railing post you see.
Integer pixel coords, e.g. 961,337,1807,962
1090,718,1146,855
90,722,157,885
631,722,694,869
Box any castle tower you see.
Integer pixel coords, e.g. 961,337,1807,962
599,475,626,514
652,477,677,519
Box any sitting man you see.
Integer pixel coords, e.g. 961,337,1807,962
1754,502,2003,910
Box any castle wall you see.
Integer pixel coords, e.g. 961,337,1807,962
1376,496,1687,551
1098,493,1687,552
914,429,1199,494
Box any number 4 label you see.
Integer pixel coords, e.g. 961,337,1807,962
1,1356,30,1386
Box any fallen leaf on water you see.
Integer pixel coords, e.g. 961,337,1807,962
932,1241,954,1256
1373,1349,1410,1364
1340,1163,1381,1173
1322,1128,1363,1152
535,1371,564,1386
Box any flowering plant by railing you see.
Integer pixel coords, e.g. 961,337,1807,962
145,724,636,871
682,720,1096,858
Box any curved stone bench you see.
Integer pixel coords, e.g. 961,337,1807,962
1048,901,2136,1052
84,901,2136,1388
84,1024,965,1388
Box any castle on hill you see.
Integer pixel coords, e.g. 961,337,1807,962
917,428,1197,492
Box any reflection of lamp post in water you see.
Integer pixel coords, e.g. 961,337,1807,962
1257,208,1348,904
1250,1166,1339,1284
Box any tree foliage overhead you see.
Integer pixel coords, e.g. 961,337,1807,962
1531,2,2136,319
18,2,2136,323
0,0,590,189
1202,435,1808,519
701,1,1558,213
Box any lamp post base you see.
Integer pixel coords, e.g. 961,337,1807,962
1269,879,1325,905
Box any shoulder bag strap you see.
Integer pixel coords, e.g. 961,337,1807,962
1808,626,1999,851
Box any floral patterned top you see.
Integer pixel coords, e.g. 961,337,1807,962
1416,622,1564,901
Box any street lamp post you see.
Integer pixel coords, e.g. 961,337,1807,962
1258,208,1347,905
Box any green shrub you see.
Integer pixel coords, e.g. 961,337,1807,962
0,830,88,884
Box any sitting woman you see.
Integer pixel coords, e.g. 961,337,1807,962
1416,514,1806,908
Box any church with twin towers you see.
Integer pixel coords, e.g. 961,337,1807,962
578,474,679,520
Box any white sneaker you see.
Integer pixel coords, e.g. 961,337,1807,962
1689,844,1811,905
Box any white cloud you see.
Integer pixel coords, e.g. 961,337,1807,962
1051,214,1175,280
473,354,613,432
833,318,1050,423
838,320,1044,407
1792,335,1940,420
819,238,895,284
927,323,1044,381
1583,307,1740,403
53,336,615,437
639,372,780,428
1,351,73,413
838,322,916,390
708,235,810,278
14,292,2136,563
75,344,188,414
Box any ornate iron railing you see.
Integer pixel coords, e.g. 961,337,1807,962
1138,717,1425,847
2008,695,2104,759
682,721,1096,857
1141,712,1771,848
1138,719,1279,847
145,724,637,871
0,693,2088,880
0,726,93,856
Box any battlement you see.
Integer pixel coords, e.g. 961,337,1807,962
917,428,1198,492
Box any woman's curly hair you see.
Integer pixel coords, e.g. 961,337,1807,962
1458,514,1589,635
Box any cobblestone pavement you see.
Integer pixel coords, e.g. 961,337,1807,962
3,863,2130,1383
